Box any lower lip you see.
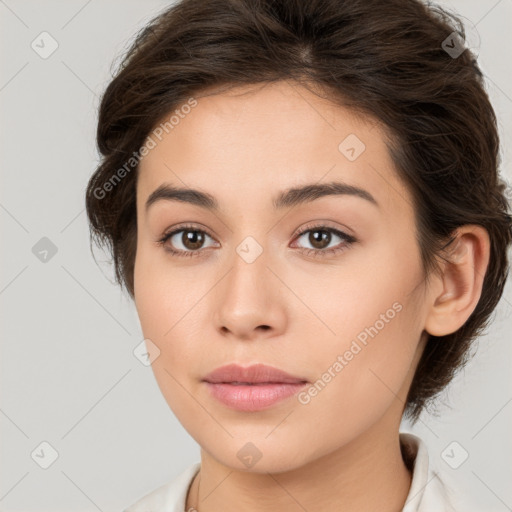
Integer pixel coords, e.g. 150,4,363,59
204,382,308,411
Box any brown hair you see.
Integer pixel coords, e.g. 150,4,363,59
85,0,512,423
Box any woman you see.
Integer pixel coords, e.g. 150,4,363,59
85,0,512,510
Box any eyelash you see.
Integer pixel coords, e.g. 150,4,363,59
156,222,357,259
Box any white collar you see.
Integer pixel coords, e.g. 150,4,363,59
399,432,458,511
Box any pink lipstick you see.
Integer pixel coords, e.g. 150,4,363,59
202,363,308,412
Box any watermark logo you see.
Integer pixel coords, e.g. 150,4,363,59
441,441,469,469
31,441,59,469
441,16,480,60
133,338,161,366
31,31,59,59
32,237,58,263
338,134,366,162
236,236,264,264
237,442,263,468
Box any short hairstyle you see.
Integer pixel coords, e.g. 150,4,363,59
85,0,512,423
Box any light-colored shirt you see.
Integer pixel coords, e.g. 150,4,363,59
123,432,466,512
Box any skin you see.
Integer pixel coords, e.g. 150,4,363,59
133,80,490,512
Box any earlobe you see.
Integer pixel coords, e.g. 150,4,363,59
424,225,491,337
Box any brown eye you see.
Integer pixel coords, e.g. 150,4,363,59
180,230,206,250
291,225,357,258
157,225,218,257
306,229,332,250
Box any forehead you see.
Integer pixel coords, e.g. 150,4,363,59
136,81,411,218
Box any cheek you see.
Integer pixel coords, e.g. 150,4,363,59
133,247,209,381
297,246,423,415
134,246,180,365
134,240,185,330
288,297,421,458
134,257,205,422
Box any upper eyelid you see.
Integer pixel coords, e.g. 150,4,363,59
162,223,354,245
294,221,352,237
162,222,214,238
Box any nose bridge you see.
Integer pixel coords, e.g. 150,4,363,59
212,229,285,337
225,208,274,276
227,232,271,303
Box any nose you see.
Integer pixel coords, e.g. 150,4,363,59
212,243,288,341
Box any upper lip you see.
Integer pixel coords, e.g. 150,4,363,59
202,363,308,384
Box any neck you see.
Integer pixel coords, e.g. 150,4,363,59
186,419,412,512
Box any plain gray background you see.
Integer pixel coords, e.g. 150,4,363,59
1,0,511,510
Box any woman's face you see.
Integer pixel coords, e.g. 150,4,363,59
134,81,430,472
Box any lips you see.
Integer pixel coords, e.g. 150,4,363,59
202,364,309,412
202,363,308,385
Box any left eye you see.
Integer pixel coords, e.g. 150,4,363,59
291,226,356,254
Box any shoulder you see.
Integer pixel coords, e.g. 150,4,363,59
123,462,201,512
400,432,472,512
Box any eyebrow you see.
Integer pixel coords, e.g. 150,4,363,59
145,181,379,213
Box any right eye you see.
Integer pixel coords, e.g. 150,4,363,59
156,224,219,257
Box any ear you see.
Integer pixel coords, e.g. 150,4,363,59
424,225,491,337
